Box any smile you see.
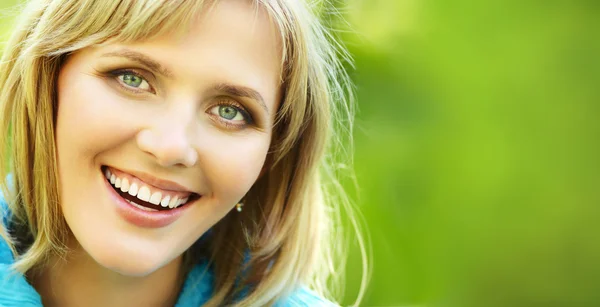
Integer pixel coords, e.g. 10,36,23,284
102,166,200,212
101,165,201,228
104,167,197,211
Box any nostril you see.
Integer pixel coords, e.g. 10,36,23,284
136,129,197,168
180,149,198,167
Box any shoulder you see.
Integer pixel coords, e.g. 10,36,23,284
0,264,42,307
275,287,339,307
0,186,43,306
0,187,13,263
0,175,17,263
178,262,338,307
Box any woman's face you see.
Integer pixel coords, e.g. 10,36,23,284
55,0,281,276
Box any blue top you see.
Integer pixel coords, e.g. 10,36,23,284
0,191,335,306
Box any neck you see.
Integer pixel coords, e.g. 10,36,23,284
30,241,183,307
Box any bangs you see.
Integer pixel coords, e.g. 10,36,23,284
45,0,208,55
45,0,293,63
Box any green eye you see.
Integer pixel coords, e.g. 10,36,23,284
122,74,143,87
209,103,252,128
219,106,241,120
116,72,151,91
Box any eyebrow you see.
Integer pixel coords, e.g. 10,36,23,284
101,49,269,114
213,83,269,114
101,49,175,78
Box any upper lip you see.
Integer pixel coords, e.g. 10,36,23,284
108,166,197,194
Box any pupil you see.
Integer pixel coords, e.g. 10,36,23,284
123,74,141,87
219,106,237,120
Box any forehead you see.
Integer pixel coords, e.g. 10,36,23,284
165,0,283,74
84,0,283,107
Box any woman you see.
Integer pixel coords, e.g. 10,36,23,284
0,0,367,306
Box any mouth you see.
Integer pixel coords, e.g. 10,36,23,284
101,165,200,212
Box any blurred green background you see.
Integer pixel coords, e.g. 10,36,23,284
337,1,600,306
2,1,599,306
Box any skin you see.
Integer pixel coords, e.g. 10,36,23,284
32,1,282,306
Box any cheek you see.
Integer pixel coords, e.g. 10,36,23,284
55,71,139,163
198,132,270,198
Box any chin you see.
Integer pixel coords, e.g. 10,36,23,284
83,239,179,277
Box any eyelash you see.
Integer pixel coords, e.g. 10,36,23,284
106,69,155,94
105,69,255,128
209,100,255,129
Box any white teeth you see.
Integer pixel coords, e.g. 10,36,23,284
149,192,162,205
169,196,179,209
179,197,189,206
160,195,170,207
120,178,130,193
126,199,158,212
128,183,139,196
105,169,192,210
137,186,150,202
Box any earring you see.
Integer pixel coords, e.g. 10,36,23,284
235,201,244,212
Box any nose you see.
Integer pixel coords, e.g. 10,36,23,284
135,111,198,168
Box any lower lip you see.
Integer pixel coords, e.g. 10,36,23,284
104,174,193,228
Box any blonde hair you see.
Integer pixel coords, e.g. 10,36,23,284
0,0,369,305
